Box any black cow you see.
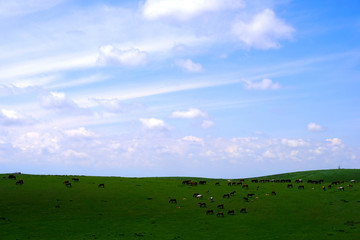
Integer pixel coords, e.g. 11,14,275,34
16,179,24,185
98,183,105,188
206,210,214,215
169,198,177,203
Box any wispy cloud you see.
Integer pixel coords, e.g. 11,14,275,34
232,9,294,49
171,108,206,118
175,59,204,72
307,122,324,132
141,0,245,21
243,78,281,90
98,45,148,67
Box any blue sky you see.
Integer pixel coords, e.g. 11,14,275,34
0,0,359,178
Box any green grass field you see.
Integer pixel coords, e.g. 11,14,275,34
1,169,359,240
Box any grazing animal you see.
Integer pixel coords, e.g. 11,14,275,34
338,187,345,191
298,185,304,189
287,184,293,188
242,184,248,189
295,179,303,183
223,194,230,198
350,180,356,183
169,198,177,203
193,193,200,198
196,194,203,199
206,210,214,215
217,212,224,217
16,179,23,185
217,204,224,209
65,182,72,187
98,183,105,188
240,208,247,213
347,185,353,188
8,175,16,180
251,179,258,183
72,178,79,182
322,186,326,191
271,191,276,196
230,191,236,196
227,210,235,215
209,197,214,202
63,180,70,184
247,193,255,198
182,180,191,185
215,182,220,186
198,202,207,208
199,181,207,185
243,197,249,202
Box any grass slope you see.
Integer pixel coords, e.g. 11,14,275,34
1,169,359,240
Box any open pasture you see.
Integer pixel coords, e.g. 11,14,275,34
1,169,359,239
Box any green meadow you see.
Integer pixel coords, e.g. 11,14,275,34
1,169,359,240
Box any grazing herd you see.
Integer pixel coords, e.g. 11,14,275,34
169,177,357,218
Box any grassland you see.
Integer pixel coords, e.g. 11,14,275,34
1,169,359,240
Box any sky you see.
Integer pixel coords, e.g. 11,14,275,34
0,0,359,178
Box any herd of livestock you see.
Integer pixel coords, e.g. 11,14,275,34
168,178,357,217
3,172,356,218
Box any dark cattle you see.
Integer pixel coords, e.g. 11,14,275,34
16,179,24,185
193,193,200,198
347,185,353,188
239,179,245,182
8,175,16,180
72,178,79,182
338,187,345,191
251,179,258,183
223,194,230,198
230,191,236,196
98,183,105,188
215,182,220,186
243,197,249,202
327,184,332,189
63,180,70,184
295,179,303,183
169,198,177,203
199,181,207,185
271,191,276,196
298,185,304,189
247,193,255,198
237,181,242,185
322,186,326,191
242,184,248,189
191,182,198,186
217,204,224,209
198,202,207,208
182,180,191,185
232,182,237,186
240,208,247,213
228,182,232,186
65,182,72,187
217,212,224,217
227,210,235,215
206,210,214,215
287,184,293,188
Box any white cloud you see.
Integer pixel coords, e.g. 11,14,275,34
98,45,147,67
326,138,342,145
232,9,294,49
244,78,281,90
142,0,245,21
175,59,204,72
139,118,166,129
282,138,309,148
0,0,65,17
171,108,206,118
91,98,145,113
307,122,324,132
64,127,96,138
13,131,60,154
182,136,204,144
201,120,214,128
62,149,87,158
0,108,31,125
